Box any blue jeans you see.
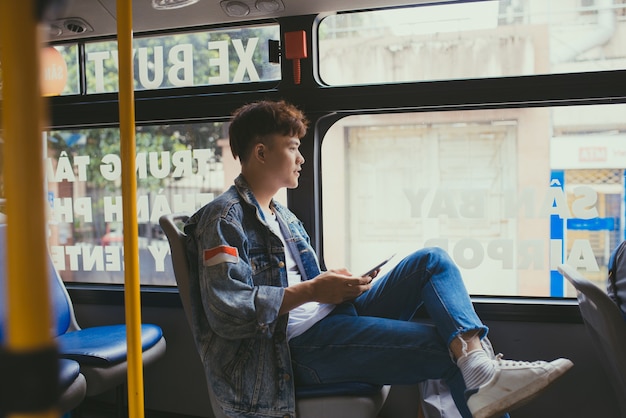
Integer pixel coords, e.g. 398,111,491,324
289,247,497,418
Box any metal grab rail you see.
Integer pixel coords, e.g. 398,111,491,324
116,1,146,418
0,1,57,418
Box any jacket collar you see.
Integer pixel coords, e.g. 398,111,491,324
234,174,277,223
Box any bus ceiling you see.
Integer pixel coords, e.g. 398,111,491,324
45,0,428,41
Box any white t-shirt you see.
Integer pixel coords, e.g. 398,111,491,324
262,208,335,340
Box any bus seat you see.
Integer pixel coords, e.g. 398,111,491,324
58,358,88,413
0,222,167,414
558,263,626,417
0,357,87,415
0,225,86,414
159,213,390,418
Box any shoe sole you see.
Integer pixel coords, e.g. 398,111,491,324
471,359,574,418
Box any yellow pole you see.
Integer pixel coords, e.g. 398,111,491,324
116,1,145,418
0,1,57,418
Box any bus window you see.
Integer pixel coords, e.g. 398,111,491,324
8,24,280,96
0,44,79,97
321,103,626,298
43,44,80,96
83,24,280,93
45,122,285,286
318,0,626,85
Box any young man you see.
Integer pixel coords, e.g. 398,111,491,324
184,100,573,418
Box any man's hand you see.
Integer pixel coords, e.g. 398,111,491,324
279,268,372,314
309,269,373,304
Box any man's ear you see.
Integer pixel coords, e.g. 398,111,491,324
255,143,265,161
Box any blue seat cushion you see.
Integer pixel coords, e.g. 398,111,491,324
59,359,81,390
295,382,383,399
56,324,163,366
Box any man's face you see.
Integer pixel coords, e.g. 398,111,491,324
263,134,305,189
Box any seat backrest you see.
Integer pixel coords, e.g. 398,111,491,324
47,251,81,335
159,213,230,418
558,263,626,415
0,223,78,343
158,213,193,328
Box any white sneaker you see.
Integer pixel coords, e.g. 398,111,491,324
466,355,573,418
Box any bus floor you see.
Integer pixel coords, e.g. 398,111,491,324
72,398,202,418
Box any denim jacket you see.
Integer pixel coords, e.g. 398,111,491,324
184,174,322,418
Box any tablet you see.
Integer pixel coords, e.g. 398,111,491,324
360,254,395,278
